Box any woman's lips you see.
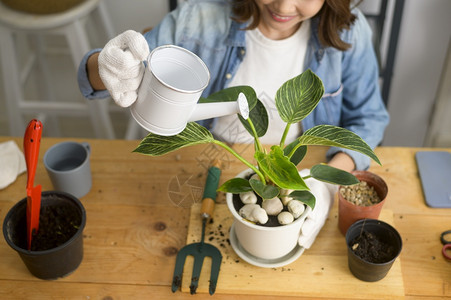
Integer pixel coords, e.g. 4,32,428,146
268,9,296,23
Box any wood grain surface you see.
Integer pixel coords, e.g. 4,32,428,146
0,137,450,299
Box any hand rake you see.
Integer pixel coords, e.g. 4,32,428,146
171,162,222,295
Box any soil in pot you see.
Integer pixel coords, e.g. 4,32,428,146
18,195,82,251
3,191,86,279
345,219,402,282
350,230,396,263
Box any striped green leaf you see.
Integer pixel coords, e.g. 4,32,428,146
298,125,381,165
255,146,309,191
133,122,214,156
276,69,324,124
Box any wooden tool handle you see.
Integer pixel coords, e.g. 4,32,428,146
201,197,215,219
200,160,221,219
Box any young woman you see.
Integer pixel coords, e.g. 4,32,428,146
78,0,389,172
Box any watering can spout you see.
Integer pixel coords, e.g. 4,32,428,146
188,93,249,122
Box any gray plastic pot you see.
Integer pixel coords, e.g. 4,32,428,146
3,191,86,279
345,219,402,282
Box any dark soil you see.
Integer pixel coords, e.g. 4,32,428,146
350,231,396,263
30,203,82,251
14,195,82,251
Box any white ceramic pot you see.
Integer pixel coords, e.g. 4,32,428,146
226,168,310,260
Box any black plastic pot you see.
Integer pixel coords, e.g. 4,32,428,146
3,191,86,280
345,219,402,282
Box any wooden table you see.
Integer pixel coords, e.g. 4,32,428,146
0,136,450,299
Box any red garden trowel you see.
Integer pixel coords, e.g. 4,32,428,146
172,161,223,295
24,119,43,250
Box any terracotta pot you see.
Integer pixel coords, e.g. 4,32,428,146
338,171,388,235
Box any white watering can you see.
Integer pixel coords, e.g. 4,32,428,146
130,45,249,136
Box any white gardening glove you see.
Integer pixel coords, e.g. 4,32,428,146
298,169,337,249
98,30,150,107
0,141,26,190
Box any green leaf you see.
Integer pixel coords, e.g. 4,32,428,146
310,164,359,185
249,179,280,200
298,125,381,165
255,146,309,190
289,191,316,210
283,140,307,166
217,178,252,193
133,122,214,156
200,85,258,111
276,69,324,124
238,99,269,138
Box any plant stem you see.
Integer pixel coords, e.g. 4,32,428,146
212,140,266,183
279,123,291,148
247,118,263,153
287,140,303,158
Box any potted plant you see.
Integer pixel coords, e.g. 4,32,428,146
134,69,381,261
345,219,402,282
3,191,86,279
338,170,388,235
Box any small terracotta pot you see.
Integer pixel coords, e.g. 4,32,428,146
338,171,388,235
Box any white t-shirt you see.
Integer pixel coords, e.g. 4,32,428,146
212,20,310,145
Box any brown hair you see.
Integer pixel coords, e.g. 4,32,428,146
231,0,358,50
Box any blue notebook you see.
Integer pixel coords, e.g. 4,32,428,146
415,151,451,208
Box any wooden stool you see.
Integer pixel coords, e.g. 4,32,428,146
0,0,116,138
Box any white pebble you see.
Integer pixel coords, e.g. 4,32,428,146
239,204,259,220
288,200,305,219
252,206,269,224
278,211,294,225
238,204,268,224
239,191,257,204
262,197,283,216
280,189,294,206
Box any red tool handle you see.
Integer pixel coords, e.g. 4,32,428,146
24,120,42,190
24,119,43,250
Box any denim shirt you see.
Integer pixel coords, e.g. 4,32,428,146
78,0,389,170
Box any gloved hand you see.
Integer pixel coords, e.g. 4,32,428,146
98,30,150,107
298,169,337,249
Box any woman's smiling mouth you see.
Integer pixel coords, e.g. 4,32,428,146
267,8,297,23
